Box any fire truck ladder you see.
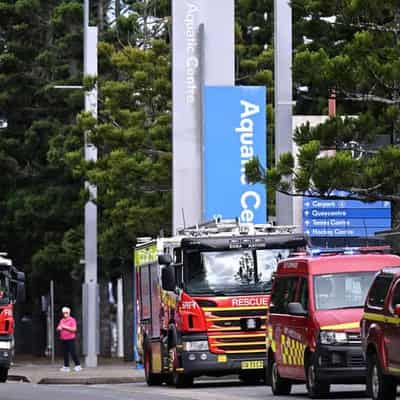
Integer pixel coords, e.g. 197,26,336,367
177,218,298,237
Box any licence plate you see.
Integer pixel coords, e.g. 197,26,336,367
241,360,264,370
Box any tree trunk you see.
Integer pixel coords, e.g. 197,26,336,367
115,0,120,19
98,0,105,31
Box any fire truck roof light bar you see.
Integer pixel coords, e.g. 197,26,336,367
310,245,392,257
177,218,298,237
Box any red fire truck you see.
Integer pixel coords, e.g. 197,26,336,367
0,253,25,382
134,219,308,387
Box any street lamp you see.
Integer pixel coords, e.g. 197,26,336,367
51,2,99,368
83,0,99,368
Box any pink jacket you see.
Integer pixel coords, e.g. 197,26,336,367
57,316,77,340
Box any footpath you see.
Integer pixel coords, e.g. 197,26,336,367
8,356,145,385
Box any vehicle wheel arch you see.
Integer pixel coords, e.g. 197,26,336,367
304,347,313,369
167,324,179,349
366,343,377,358
266,348,275,384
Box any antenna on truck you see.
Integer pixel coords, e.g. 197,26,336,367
181,208,187,229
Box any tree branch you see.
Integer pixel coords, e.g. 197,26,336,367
341,90,400,104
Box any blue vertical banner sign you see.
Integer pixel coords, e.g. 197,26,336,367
203,86,267,223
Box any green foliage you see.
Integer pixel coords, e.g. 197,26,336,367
5,0,400,309
0,0,84,296
0,0,173,290
73,11,172,274
246,1,400,224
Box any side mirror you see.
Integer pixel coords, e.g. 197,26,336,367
288,302,307,317
395,304,400,317
16,282,25,303
16,271,25,282
158,254,172,266
161,265,176,291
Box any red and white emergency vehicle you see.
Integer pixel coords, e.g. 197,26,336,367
266,248,400,398
0,253,25,382
134,219,308,387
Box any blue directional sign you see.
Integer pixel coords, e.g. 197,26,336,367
303,199,391,209
304,219,392,229
203,86,267,223
305,228,390,237
303,195,391,237
304,208,391,219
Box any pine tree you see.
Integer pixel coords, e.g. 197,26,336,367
247,1,400,225
0,0,84,300
67,2,172,272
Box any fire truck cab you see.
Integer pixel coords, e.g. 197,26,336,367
0,253,25,382
267,249,400,398
134,219,308,387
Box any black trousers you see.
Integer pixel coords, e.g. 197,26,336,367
62,339,80,367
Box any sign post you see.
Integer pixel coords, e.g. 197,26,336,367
172,0,234,232
274,0,294,226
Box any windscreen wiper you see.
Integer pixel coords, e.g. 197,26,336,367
189,289,227,296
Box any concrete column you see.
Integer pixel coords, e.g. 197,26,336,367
172,0,234,233
117,278,124,358
274,0,294,225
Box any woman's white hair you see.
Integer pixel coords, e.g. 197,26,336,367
62,307,71,314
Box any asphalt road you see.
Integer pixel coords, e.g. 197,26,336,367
0,380,371,400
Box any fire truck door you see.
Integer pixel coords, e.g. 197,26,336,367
283,277,308,381
386,279,400,372
279,277,307,380
270,276,299,379
140,265,151,322
150,263,161,338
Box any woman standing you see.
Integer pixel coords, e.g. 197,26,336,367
57,307,82,372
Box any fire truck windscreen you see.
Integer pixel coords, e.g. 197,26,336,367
0,275,9,304
314,272,376,310
184,248,289,295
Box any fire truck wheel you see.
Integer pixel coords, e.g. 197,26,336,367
367,352,397,400
172,371,193,388
306,357,330,398
144,346,163,386
0,368,8,383
270,357,292,395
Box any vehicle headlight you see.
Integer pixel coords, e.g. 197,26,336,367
319,331,347,345
0,341,11,350
183,340,209,352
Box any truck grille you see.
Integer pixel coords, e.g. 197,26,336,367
346,332,361,344
348,354,365,368
203,306,268,354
